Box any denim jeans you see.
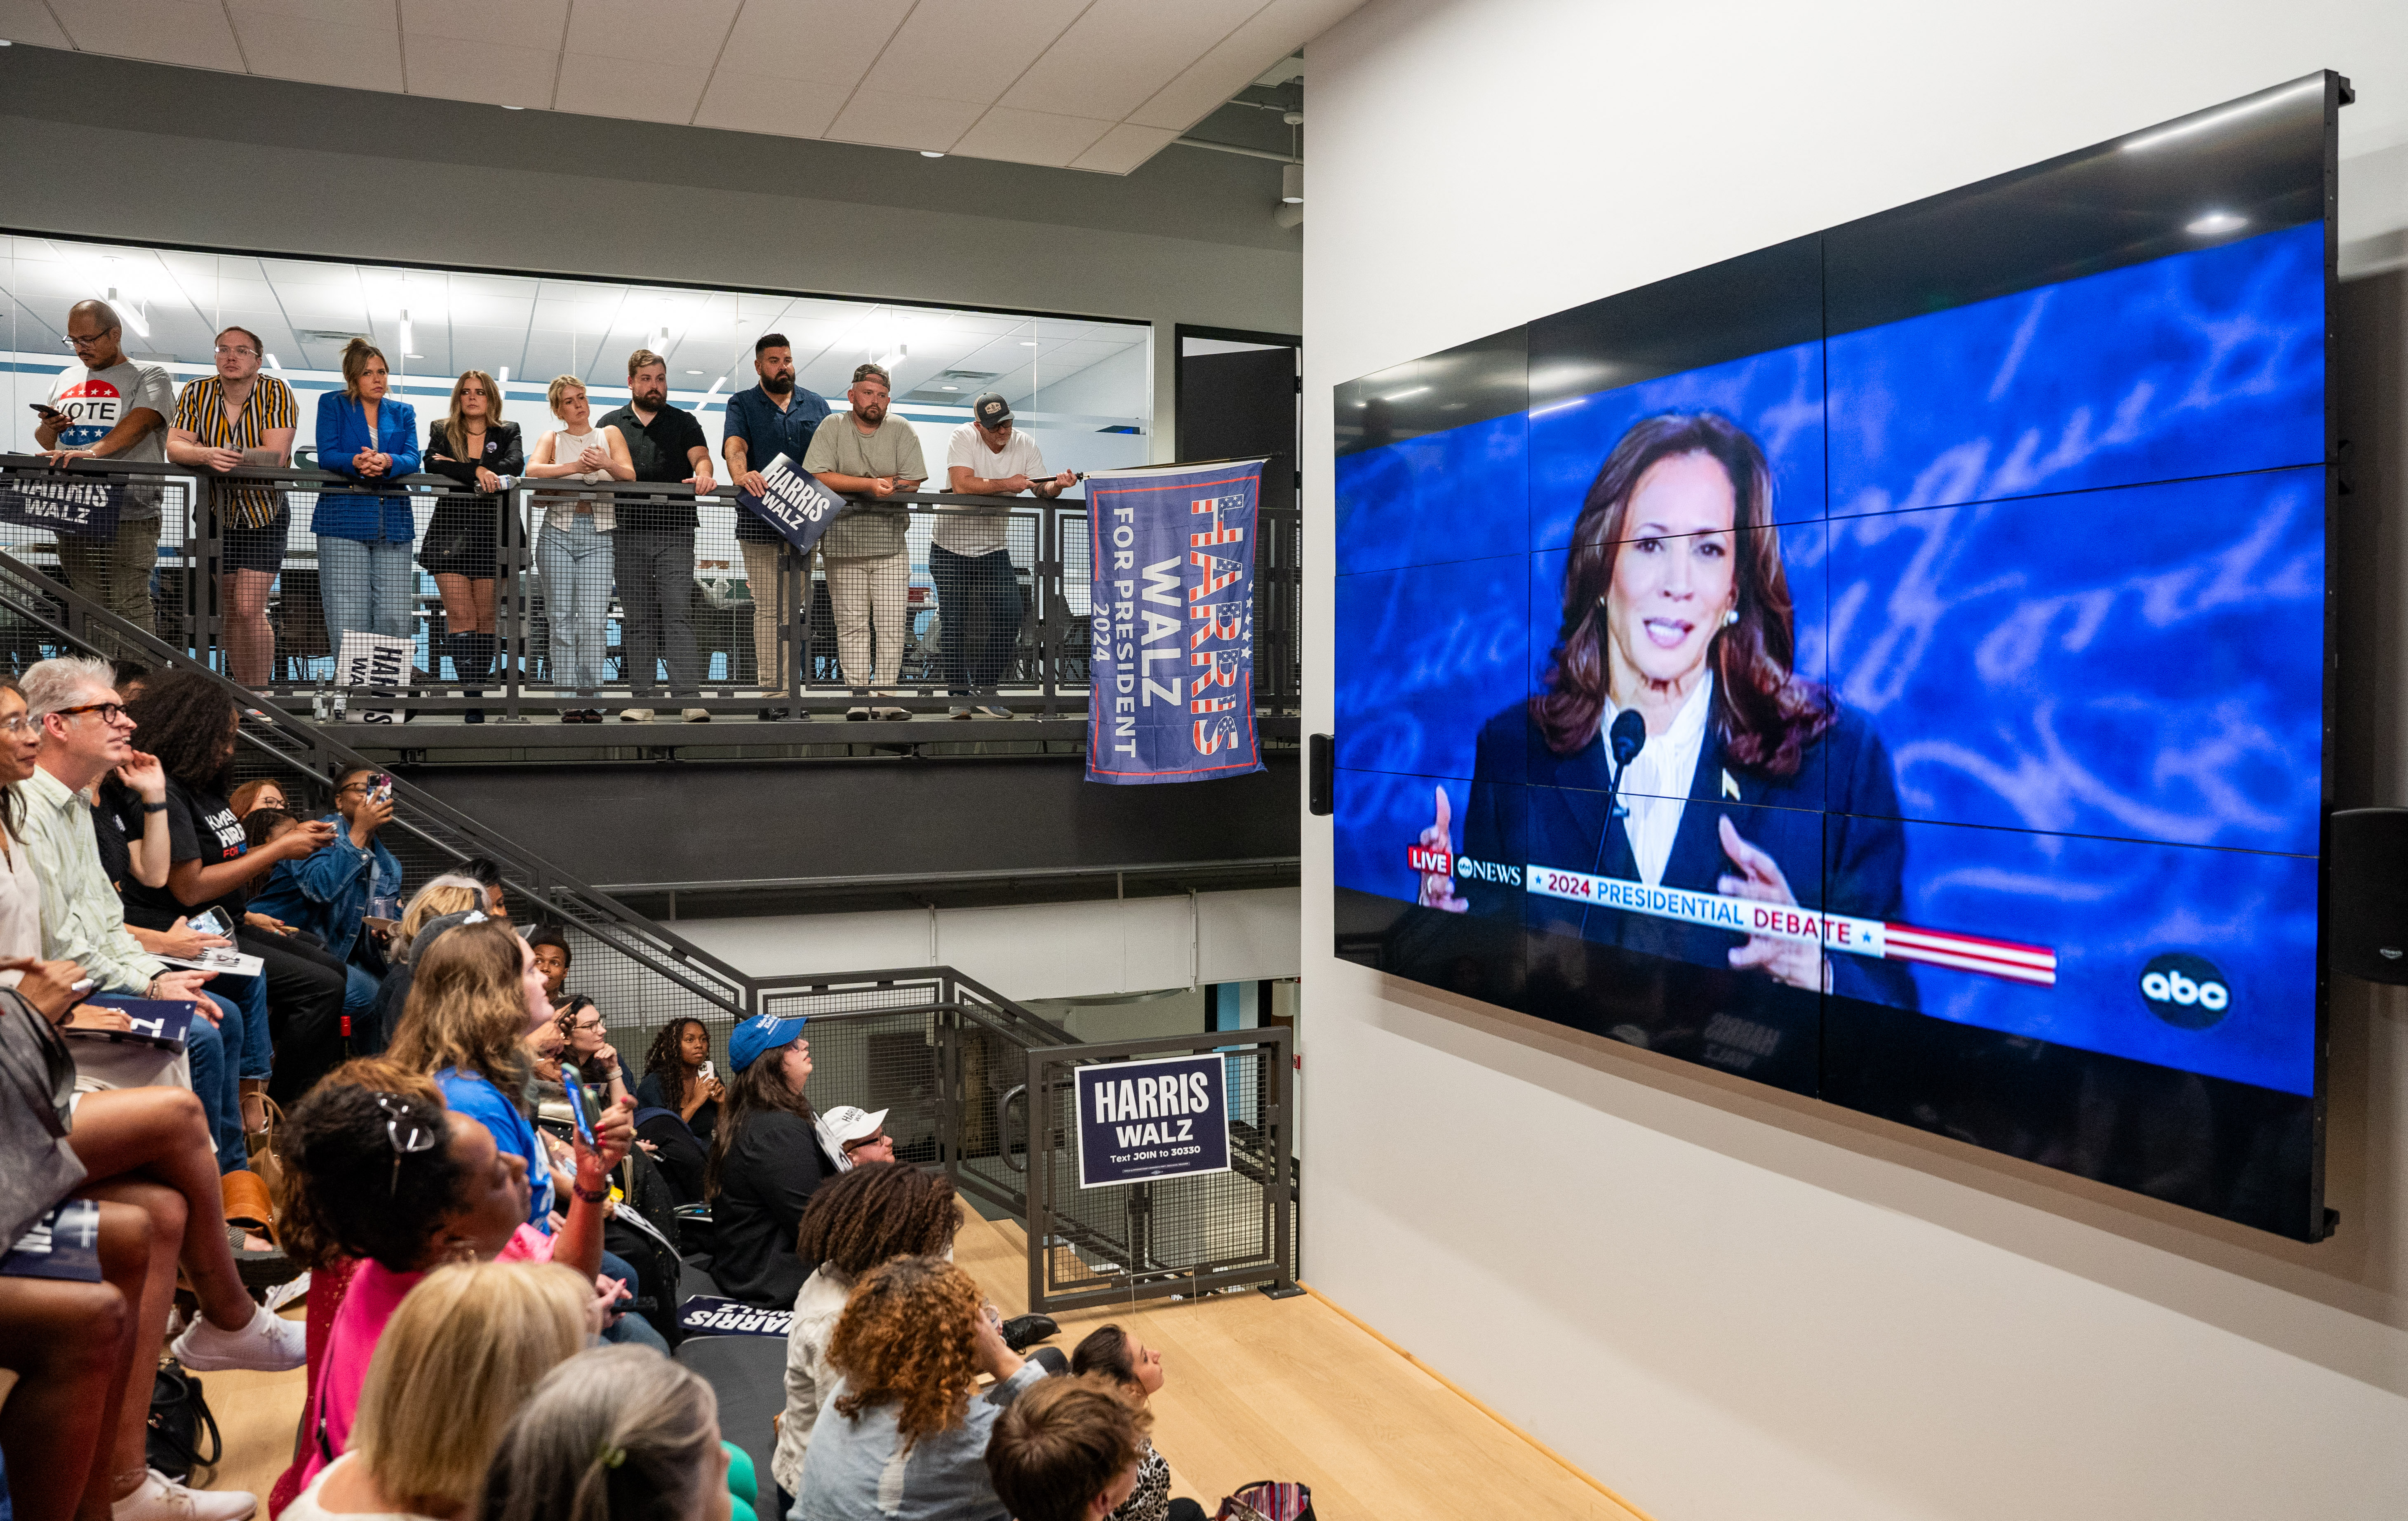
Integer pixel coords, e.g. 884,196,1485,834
930,545,1020,696
611,529,701,697
537,515,616,696
319,536,416,646
215,968,273,1080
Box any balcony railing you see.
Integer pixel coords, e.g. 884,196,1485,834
0,454,1302,722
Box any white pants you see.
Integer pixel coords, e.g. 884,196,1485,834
826,550,906,690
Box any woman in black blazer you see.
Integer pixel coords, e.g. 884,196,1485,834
422,369,525,719
1419,411,1914,1009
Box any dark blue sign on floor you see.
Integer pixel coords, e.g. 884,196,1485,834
1076,1053,1231,1189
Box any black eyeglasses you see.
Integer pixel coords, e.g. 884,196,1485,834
53,702,128,725
373,1091,441,1196
60,330,118,350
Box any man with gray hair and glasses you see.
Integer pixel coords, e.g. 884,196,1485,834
33,299,176,636
14,656,248,1167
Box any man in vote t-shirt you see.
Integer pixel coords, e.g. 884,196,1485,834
40,300,175,634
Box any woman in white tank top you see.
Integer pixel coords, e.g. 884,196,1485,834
525,378,634,721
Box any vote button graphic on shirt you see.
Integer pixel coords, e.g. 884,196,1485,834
53,376,128,448
1075,1053,1232,1189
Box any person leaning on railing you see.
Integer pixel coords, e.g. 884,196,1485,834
422,370,525,724
940,390,1073,719
805,361,927,722
165,323,299,688
524,375,633,724
33,297,175,636
313,336,423,650
596,348,715,725
722,331,831,721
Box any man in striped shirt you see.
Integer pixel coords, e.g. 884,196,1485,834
166,325,297,687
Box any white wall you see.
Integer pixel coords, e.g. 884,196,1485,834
1301,3,2408,1518
674,887,1301,1004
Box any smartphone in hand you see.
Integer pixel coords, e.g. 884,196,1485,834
189,907,234,940
560,1069,601,1149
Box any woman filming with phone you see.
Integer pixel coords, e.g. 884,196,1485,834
252,765,404,1018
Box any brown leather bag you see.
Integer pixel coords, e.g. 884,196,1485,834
220,1168,277,1241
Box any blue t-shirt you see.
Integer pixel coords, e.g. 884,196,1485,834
435,1066,554,1229
723,383,830,544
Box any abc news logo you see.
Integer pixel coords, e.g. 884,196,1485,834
2137,952,2231,1030
1404,845,1520,887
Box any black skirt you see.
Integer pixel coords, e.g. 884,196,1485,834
416,493,501,577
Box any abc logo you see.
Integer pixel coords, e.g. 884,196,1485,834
2137,952,2231,1030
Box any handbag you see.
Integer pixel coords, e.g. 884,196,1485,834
1216,1482,1314,1521
144,1361,223,1481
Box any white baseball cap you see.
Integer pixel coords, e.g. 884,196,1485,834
815,1105,890,1168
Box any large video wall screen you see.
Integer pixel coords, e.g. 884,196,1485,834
1331,75,2340,1239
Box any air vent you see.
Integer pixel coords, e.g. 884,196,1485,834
303,329,366,341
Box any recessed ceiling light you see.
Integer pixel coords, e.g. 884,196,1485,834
921,151,945,158
502,105,524,110
1020,341,1037,347
686,369,702,375
2186,210,2248,236
405,353,424,359
940,385,959,391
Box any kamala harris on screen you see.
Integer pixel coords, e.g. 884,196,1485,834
1414,411,1917,1007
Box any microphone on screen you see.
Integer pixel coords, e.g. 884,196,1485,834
1606,710,1646,820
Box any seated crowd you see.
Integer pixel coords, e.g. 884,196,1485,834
0,653,1204,1521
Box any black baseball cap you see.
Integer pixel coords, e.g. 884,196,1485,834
973,392,1012,428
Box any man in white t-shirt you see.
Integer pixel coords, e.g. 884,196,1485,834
35,299,175,636
939,393,1073,718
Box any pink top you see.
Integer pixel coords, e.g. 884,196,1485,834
294,1228,558,1487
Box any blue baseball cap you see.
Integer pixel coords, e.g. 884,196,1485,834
728,1012,808,1073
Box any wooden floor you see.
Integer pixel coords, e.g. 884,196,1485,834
177,1211,1649,1521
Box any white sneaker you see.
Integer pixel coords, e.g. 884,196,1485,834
681,708,711,723
619,707,656,722
113,1468,257,1521
170,1302,306,1372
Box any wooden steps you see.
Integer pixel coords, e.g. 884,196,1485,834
954,1207,1651,1521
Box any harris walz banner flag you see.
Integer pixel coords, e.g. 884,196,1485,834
1086,458,1266,785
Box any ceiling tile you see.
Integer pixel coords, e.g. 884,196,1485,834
1068,122,1178,175
228,6,405,92
856,0,1086,107
403,35,557,108
999,0,1266,122
823,88,984,154
553,52,711,125
950,106,1114,169
713,0,909,85
230,0,392,25
0,2,75,47
562,0,740,68
1126,0,1352,130
401,0,568,50
51,0,247,71
693,68,845,139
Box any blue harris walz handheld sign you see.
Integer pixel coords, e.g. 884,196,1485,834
736,453,849,555
1075,1053,1231,1189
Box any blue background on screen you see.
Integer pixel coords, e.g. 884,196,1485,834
1332,225,2325,1095
1827,221,2324,514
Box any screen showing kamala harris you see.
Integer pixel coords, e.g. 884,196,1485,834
1331,74,2342,1239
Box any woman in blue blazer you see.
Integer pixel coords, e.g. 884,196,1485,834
313,337,422,646
1418,411,1916,1011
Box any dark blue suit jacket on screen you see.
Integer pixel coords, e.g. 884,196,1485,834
1458,699,1917,1009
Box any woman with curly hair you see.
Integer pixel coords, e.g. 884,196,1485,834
771,1163,962,1502
796,1253,1046,1521
635,1015,723,1142
117,667,354,1105
270,1055,627,1504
